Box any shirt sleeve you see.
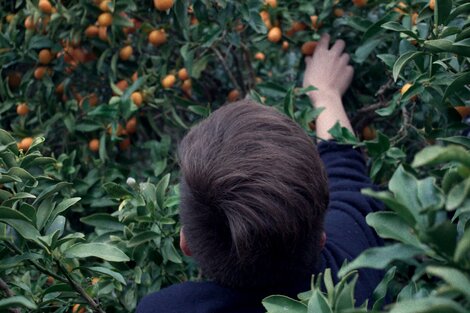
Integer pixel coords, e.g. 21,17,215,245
317,141,384,305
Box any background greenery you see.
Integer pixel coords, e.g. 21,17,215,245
0,0,469,312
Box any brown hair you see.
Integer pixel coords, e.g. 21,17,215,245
178,100,329,290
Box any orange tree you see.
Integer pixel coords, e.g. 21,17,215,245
0,0,469,312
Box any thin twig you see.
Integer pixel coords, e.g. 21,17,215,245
240,43,257,90
0,278,21,313
56,261,106,313
210,47,242,93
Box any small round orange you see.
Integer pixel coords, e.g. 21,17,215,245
72,304,86,313
99,0,111,11
454,106,470,119
227,89,240,102
126,117,137,134
310,15,322,30
98,26,108,41
89,139,100,152
116,80,129,92
267,27,282,43
8,72,22,89
38,0,52,14
362,126,376,140
265,0,277,8
46,276,54,285
162,74,176,89
85,25,99,37
148,29,167,46
352,0,368,8
119,45,133,61
34,66,48,79
178,68,189,81
181,79,192,93
91,277,100,285
131,92,143,106
38,49,53,64
301,41,318,55
282,41,289,50
98,12,113,26
334,8,345,17
18,137,34,151
25,16,35,30
17,103,29,116
6,14,15,23
154,0,174,11
132,72,138,82
254,52,265,61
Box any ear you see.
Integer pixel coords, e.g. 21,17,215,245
180,228,192,256
320,231,326,249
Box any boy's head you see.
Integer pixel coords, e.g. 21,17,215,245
178,100,329,290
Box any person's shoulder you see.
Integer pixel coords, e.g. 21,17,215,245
136,281,257,313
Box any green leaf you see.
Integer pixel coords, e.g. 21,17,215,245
426,266,470,298
36,197,55,231
33,182,72,205
442,72,470,103
381,21,418,39
393,51,424,81
80,213,124,231
388,166,421,219
362,189,416,226
446,177,470,211
0,219,40,241
434,0,453,26
390,297,467,313
156,174,170,210
162,238,182,264
307,290,332,313
262,295,307,313
127,231,159,248
338,244,424,277
83,266,127,285
438,136,470,149
64,243,130,262
103,182,133,199
366,212,422,247
50,197,81,220
412,145,470,169
0,296,37,310
454,228,470,264
372,266,396,310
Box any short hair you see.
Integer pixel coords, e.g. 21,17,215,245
178,100,329,290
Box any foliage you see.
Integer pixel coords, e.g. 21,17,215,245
0,0,469,312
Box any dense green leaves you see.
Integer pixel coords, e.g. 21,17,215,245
64,243,130,262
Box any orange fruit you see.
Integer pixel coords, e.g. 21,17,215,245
126,117,137,134
98,26,108,41
178,68,189,81
38,0,52,14
46,276,54,285
362,126,376,140
260,11,272,29
310,15,323,30
301,41,318,55
131,92,143,106
56,82,64,94
18,137,34,151
34,66,49,79
227,89,240,102
429,0,435,10
352,0,368,8
17,103,29,116
87,93,99,106
282,40,289,50
25,16,35,30
334,8,345,17
254,52,265,61
267,27,282,43
119,137,131,150
162,74,176,89
6,14,15,23
119,45,133,61
8,71,22,89
38,49,53,64
72,304,86,313
85,25,99,37
148,29,167,46
400,83,413,95
98,12,113,26
91,277,100,285
72,48,86,63
454,106,470,119
265,0,277,8
181,79,192,94
99,0,111,11
154,0,174,11
411,12,418,25
397,1,408,9
132,72,138,81
286,21,306,36
116,80,129,92
89,139,100,152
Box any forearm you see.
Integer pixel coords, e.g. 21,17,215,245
309,91,353,141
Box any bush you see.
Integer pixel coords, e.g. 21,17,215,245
0,0,469,312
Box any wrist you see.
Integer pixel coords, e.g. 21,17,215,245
308,89,342,106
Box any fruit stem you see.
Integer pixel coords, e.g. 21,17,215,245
211,46,243,96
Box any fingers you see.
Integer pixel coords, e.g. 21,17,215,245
317,33,330,50
331,39,346,55
339,53,350,66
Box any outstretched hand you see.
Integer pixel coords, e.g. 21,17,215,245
303,34,354,103
302,34,354,140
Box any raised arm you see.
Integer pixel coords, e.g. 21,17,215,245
303,34,354,140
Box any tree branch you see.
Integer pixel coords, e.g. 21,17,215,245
0,278,21,313
210,47,242,94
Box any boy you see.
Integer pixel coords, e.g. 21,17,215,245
137,34,383,313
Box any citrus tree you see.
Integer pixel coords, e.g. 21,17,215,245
0,0,469,312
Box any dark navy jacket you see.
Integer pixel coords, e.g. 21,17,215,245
137,141,384,313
